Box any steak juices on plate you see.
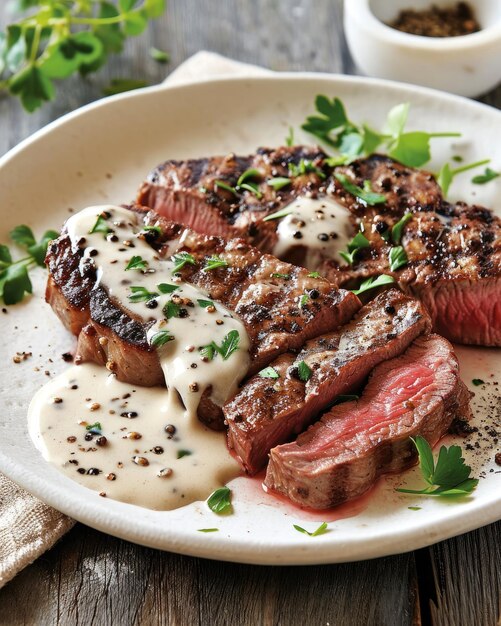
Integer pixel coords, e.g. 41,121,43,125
41,144,492,510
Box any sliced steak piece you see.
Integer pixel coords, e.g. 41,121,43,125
224,289,431,473
265,334,472,509
46,206,359,429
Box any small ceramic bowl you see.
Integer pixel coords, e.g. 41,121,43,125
344,0,501,97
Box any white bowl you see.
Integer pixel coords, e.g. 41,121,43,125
344,0,501,97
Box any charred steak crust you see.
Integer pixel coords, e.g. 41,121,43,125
264,334,472,509
46,207,360,428
138,147,501,346
224,289,431,474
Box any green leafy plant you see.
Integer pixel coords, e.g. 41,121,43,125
1,224,58,304
396,436,478,497
0,0,166,112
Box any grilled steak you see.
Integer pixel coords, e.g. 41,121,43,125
138,148,501,346
265,334,472,509
46,205,359,429
224,289,431,474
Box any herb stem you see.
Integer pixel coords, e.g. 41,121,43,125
451,158,490,176
30,24,42,64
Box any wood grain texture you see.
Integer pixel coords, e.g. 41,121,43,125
0,1,500,625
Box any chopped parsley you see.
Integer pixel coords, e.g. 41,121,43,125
351,274,396,296
214,180,238,197
438,159,491,196
299,293,310,308
177,449,192,459
197,298,214,308
236,168,262,198
472,167,499,185
339,229,371,266
157,283,179,294
207,486,232,514
163,300,181,319
334,173,386,206
293,522,328,537
472,378,484,386
389,246,408,272
85,422,102,434
297,360,312,382
171,252,196,273
197,528,219,533
128,286,159,303
307,271,321,278
149,330,174,348
289,159,326,180
391,213,413,244
88,214,111,236
259,366,280,379
263,207,294,222
396,436,478,498
203,256,229,271
271,272,290,280
125,255,148,271
267,177,292,191
200,330,240,361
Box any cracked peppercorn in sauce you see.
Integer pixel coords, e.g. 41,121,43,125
28,206,248,509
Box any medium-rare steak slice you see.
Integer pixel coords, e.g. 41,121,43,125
46,205,359,429
138,147,501,346
265,334,472,509
224,289,431,474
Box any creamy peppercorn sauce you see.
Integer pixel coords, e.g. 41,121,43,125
273,195,351,268
29,205,249,510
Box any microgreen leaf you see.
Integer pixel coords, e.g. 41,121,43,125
339,229,371,265
207,486,232,514
171,252,196,273
157,283,179,294
197,299,214,308
263,207,294,222
149,330,174,348
259,366,280,379
203,256,229,272
334,173,386,206
9,225,35,248
293,522,328,537
471,167,499,185
297,360,312,382
0,262,32,304
214,180,238,197
438,159,491,196
389,246,408,272
163,300,181,319
88,215,111,236
391,213,412,244
285,126,294,147
396,436,478,498
128,286,158,303
125,255,148,271
351,274,395,296
267,177,292,191
27,230,58,266
289,159,326,179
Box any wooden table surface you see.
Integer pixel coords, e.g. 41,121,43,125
0,1,500,624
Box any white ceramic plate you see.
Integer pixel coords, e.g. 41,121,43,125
1,74,500,565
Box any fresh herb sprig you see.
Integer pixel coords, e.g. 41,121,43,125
293,522,328,537
207,486,232,514
0,0,167,112
1,224,58,304
339,229,370,266
437,159,491,196
334,173,386,206
351,274,395,296
396,436,479,498
200,330,240,361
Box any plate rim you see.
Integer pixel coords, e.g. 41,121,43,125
1,71,500,565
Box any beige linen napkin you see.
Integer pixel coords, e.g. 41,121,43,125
0,51,269,589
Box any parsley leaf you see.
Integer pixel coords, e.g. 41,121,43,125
177,449,192,459
301,95,354,148
207,486,232,514
396,436,479,497
203,256,229,271
391,213,412,244
9,225,35,248
200,330,240,361
351,274,396,296
334,173,386,206
339,229,371,265
438,159,491,196
307,271,321,278
128,286,159,303
472,167,499,185
263,207,294,222
297,360,312,382
299,293,310,308
157,283,179,294
197,298,214,308
27,230,59,266
472,379,484,386
267,177,292,191
0,262,32,305
171,252,196,273
389,246,408,272
88,215,111,236
163,300,181,319
86,422,102,434
289,159,326,180
259,366,280,379
149,329,174,348
125,255,148,271
293,522,328,537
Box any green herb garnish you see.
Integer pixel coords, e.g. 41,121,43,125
334,173,386,206
88,215,111,236
214,180,238,197
389,246,408,272
289,159,326,180
85,422,102,433
472,379,484,386
171,252,196,273
297,360,312,382
207,486,232,514
203,256,229,272
157,283,179,294
125,255,148,271
197,299,214,308
270,272,290,280
267,177,292,191
285,126,294,147
237,168,261,190
103,79,148,96
197,528,219,533
299,293,310,308
0,1,166,112
396,436,478,498
200,330,240,361
263,207,294,222
351,274,396,296
128,286,159,303
408,507,422,511
339,229,371,266
163,300,181,319
307,271,321,278
149,47,170,63
293,522,328,537
0,225,58,304
438,159,491,196
149,329,174,348
177,449,192,459
391,213,412,244
472,167,499,185
259,366,280,379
